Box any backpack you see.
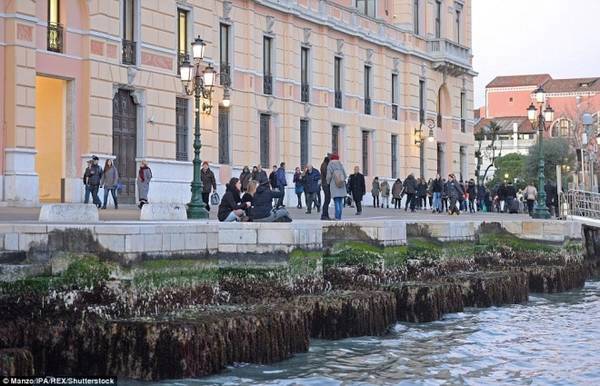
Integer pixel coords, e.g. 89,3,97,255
210,192,220,206
333,169,345,189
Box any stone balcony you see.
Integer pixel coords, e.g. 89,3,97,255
427,38,473,76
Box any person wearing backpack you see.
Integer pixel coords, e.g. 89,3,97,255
326,154,347,220
348,166,366,215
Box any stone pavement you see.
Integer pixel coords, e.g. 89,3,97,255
0,204,533,223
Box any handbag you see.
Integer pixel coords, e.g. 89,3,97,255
210,192,220,206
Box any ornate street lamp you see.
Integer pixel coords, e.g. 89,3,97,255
180,36,231,219
527,86,555,219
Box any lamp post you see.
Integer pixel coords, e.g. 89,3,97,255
415,119,436,177
180,36,231,219
527,86,555,219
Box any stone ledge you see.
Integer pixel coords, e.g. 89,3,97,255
39,204,99,223
140,203,187,221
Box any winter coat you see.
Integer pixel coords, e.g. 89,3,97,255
403,175,417,195
447,180,465,200
253,184,283,220
467,182,477,198
217,184,245,221
320,160,329,186
276,167,287,189
137,166,152,201
371,180,381,195
303,168,321,194
380,181,391,196
101,166,119,188
525,185,537,201
84,164,103,186
201,168,217,194
417,182,427,197
239,170,252,191
392,180,403,199
348,173,366,201
326,160,347,198
269,171,278,189
505,185,517,199
442,182,449,198
497,184,507,200
432,178,443,193
293,172,304,194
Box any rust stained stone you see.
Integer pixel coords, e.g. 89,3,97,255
90,40,104,56
16,24,33,42
141,51,173,70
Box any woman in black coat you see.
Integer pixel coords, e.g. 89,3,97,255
217,178,250,222
347,166,366,215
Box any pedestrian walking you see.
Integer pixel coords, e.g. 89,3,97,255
275,162,287,207
427,178,434,209
403,173,417,212
441,178,449,212
302,164,321,214
137,160,152,209
432,174,443,213
200,161,217,211
524,182,537,215
83,160,92,204
467,179,477,213
371,177,381,208
380,179,390,208
320,156,332,221
392,178,403,209
293,167,304,209
84,156,103,208
348,166,366,215
417,178,427,210
100,159,119,209
447,174,464,215
239,166,252,192
505,181,517,213
326,154,347,220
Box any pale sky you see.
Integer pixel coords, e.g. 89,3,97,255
472,0,600,108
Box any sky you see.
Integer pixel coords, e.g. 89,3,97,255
472,0,600,108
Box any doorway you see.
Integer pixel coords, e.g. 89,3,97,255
112,89,137,204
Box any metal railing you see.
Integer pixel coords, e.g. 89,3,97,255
334,90,342,108
122,39,136,65
563,190,600,219
301,83,310,102
364,98,371,115
392,104,398,120
263,74,273,95
177,51,188,74
47,22,63,53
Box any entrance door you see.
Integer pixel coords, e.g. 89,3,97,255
112,89,137,204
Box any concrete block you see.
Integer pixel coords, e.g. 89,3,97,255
18,233,48,250
542,222,567,238
219,244,237,253
170,233,186,251
428,223,451,239
140,203,187,221
144,234,163,252
185,232,207,250
207,233,219,251
0,224,15,234
502,221,523,236
13,224,47,233
97,234,125,253
124,234,145,252
258,228,295,244
39,204,99,223
161,233,172,251
93,225,140,235
522,221,543,237
219,229,257,244
4,233,19,251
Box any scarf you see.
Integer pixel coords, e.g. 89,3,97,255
139,166,148,182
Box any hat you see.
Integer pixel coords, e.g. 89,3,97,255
330,154,339,160
91,155,99,161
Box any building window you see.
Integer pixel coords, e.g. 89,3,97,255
455,9,461,43
220,24,231,86
356,0,376,18
392,73,399,120
122,0,136,65
263,36,273,95
362,130,370,176
435,0,442,38
47,0,63,53
300,119,309,168
391,134,398,178
218,108,230,164
177,9,188,73
175,98,188,161
364,65,371,115
437,143,444,176
301,47,310,102
414,0,420,35
459,145,467,180
334,57,343,109
559,119,570,137
260,114,270,167
332,125,340,155
460,92,466,133
419,80,425,123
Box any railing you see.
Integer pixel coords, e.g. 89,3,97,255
122,39,136,65
427,38,471,66
437,113,443,129
263,74,273,95
301,83,310,102
364,98,371,115
461,118,466,133
334,91,342,108
220,63,231,86
47,22,63,53
177,51,188,74
392,104,398,120
563,190,600,220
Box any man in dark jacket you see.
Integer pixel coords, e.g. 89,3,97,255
83,156,103,208
467,179,477,213
269,165,278,189
200,161,217,211
275,162,287,207
545,181,558,217
505,181,517,213
303,164,321,214
252,173,289,222
403,173,417,212
432,174,443,213
320,156,331,220
447,174,465,215
348,166,366,215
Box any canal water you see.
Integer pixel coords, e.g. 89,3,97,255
142,280,600,385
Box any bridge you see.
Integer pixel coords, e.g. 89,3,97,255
564,190,600,259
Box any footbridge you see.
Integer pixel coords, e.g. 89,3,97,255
564,190,600,259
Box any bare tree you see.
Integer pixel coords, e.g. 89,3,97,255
474,121,503,186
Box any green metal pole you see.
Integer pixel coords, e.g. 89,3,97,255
187,76,209,219
531,108,551,219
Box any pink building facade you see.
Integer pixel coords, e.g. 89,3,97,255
1,0,475,206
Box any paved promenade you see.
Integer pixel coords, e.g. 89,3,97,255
0,205,532,223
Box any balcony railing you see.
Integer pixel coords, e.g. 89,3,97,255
427,38,471,67
263,74,273,95
437,113,443,129
334,91,342,109
47,22,63,53
122,39,136,65
364,98,371,115
177,51,188,74
301,83,310,102
392,104,398,120
220,63,231,86
461,118,466,133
